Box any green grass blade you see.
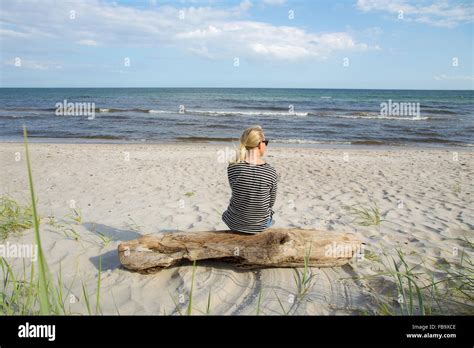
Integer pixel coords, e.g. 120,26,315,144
82,281,91,315
392,257,406,315
256,288,263,315
23,126,50,315
413,281,425,315
111,290,120,315
273,290,288,315
168,290,183,316
206,287,212,315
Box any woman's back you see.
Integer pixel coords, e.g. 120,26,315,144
222,161,278,233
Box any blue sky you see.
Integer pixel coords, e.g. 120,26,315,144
0,0,472,89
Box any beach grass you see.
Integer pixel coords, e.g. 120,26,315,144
24,126,50,315
364,249,381,263
168,290,183,316
352,245,474,315
206,287,212,315
363,250,430,315
0,258,33,315
96,231,111,248
0,196,34,240
452,182,461,194
256,288,264,315
89,222,111,248
391,249,425,315
0,126,103,315
46,214,63,229
0,256,86,315
127,217,142,232
347,203,383,226
67,208,82,224
274,290,290,315
63,227,81,242
168,260,198,315
293,246,316,300
425,239,473,307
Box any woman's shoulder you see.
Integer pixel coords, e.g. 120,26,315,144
256,162,278,179
264,163,278,177
228,161,275,171
228,161,278,181
260,162,279,181
228,161,272,168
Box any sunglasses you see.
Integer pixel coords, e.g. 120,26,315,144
260,139,269,146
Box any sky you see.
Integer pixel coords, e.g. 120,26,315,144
0,0,473,89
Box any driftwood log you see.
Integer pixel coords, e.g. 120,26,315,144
118,228,361,273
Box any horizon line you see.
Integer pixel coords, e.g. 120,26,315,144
0,86,473,91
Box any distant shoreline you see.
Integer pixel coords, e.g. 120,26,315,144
1,139,472,151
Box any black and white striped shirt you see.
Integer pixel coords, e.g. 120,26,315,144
222,161,278,233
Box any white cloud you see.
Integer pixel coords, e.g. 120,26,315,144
356,0,474,28
4,58,62,70
188,45,214,59
360,26,384,36
434,74,474,81
0,0,372,61
239,0,253,11
262,0,286,6
76,39,99,46
250,43,310,60
175,25,222,39
0,29,30,39
176,21,372,60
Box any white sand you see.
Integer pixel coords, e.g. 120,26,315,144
0,142,472,314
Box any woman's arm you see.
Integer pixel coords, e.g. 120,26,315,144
269,174,277,209
227,165,235,187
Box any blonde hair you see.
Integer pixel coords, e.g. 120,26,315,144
232,125,264,163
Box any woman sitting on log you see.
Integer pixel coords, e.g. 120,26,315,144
222,125,278,234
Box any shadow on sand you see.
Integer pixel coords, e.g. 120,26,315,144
84,222,142,272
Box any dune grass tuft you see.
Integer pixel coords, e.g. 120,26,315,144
0,196,34,240
352,244,474,316
293,246,316,300
67,208,82,224
347,202,383,226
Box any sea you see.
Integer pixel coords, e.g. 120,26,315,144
0,88,472,147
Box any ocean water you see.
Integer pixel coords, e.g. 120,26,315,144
0,88,473,147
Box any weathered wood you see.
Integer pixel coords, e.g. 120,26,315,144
118,228,361,273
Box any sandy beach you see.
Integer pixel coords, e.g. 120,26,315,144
1,142,472,315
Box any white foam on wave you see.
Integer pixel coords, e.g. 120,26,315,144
189,110,308,117
337,114,430,121
275,139,351,145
